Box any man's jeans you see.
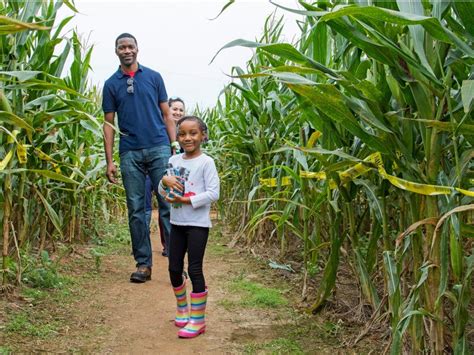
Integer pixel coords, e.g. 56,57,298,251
120,145,171,268
145,195,170,254
145,176,170,253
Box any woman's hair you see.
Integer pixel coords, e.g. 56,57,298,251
177,116,208,136
168,97,185,108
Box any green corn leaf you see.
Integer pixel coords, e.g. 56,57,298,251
0,111,34,131
62,0,79,13
354,179,383,223
450,227,463,282
35,188,63,239
461,80,474,113
0,70,42,81
288,84,388,153
23,94,57,110
211,39,338,77
308,215,343,313
355,248,380,308
396,0,434,76
383,251,400,297
0,15,49,34
396,117,474,136
273,2,453,44
453,0,474,36
209,0,235,20
0,168,79,184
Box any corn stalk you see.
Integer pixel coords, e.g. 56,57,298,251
206,0,474,352
0,0,125,286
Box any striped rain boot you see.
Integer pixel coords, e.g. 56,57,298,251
177,288,207,338
172,281,189,327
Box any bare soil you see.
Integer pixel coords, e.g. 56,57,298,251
1,213,381,354
90,230,248,354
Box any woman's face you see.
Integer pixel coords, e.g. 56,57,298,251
170,101,185,122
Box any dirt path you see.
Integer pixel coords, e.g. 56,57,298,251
2,214,349,353
95,222,235,354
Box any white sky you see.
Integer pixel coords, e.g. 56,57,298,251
61,0,302,109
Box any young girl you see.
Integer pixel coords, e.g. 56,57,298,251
159,115,219,338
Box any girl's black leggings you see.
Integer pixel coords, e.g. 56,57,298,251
168,224,209,293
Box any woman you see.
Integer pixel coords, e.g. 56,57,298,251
169,97,185,123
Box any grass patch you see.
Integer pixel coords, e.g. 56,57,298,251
21,250,72,289
3,220,130,350
224,275,287,309
0,347,13,354
20,287,48,303
243,338,304,354
5,311,60,338
90,221,130,255
208,242,233,256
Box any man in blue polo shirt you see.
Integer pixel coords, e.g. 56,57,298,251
102,33,179,283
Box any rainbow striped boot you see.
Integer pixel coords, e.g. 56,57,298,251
177,289,207,338
172,281,189,327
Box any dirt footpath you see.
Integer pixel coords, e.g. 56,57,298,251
1,212,388,353
96,230,235,354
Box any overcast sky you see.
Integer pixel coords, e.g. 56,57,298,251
60,0,302,109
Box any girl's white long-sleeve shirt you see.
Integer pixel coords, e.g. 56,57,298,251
159,153,220,228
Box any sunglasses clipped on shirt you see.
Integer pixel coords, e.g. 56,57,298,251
126,77,134,94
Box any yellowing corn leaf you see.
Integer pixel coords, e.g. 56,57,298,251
16,143,27,164
0,150,14,170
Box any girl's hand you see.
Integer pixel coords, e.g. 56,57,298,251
162,176,184,193
165,190,191,204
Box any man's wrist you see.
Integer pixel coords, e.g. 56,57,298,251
171,141,180,150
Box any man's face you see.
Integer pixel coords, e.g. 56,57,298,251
115,37,138,67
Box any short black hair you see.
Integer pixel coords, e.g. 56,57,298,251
115,33,138,48
177,116,208,135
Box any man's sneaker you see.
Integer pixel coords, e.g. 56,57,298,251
130,266,152,283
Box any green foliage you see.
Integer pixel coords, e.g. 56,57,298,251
5,311,60,338
89,248,105,273
0,0,126,287
90,220,130,255
22,251,69,289
0,346,12,355
208,242,232,256
205,0,474,352
243,338,304,354
20,287,47,302
228,275,287,309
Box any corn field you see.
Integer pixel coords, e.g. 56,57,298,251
203,0,474,353
1,0,473,353
0,1,124,288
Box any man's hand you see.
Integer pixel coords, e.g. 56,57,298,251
106,162,118,183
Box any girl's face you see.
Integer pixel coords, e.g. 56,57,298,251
170,101,185,122
177,120,205,158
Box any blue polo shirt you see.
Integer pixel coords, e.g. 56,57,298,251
102,64,169,153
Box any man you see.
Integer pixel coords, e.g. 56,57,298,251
102,33,180,283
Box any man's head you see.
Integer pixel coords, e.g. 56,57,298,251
115,33,138,68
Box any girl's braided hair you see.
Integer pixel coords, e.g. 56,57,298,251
177,116,207,133
176,116,208,142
